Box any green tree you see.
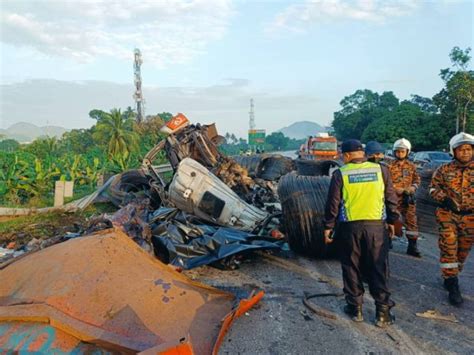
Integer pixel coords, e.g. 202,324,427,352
361,102,450,150
434,47,474,133
93,108,139,170
124,106,136,120
265,132,289,151
157,112,173,123
23,137,59,158
408,95,438,114
60,129,94,154
332,89,390,140
0,139,20,152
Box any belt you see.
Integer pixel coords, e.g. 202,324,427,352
442,208,474,215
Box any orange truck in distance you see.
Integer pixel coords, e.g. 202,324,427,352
298,133,339,160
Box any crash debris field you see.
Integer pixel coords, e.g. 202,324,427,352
1,122,472,354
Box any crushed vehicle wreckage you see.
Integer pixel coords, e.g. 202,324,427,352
0,113,338,353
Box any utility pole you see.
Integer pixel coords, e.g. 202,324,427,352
133,48,144,123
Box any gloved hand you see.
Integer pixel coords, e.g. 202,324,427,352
443,197,460,213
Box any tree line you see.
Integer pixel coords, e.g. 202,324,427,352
332,47,473,150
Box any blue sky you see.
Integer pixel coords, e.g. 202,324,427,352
0,0,472,137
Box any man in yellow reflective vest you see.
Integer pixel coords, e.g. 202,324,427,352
324,139,400,327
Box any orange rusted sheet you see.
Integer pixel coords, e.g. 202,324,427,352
0,228,262,354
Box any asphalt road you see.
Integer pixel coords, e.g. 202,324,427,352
184,231,474,354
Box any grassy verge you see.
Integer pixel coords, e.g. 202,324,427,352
0,202,117,247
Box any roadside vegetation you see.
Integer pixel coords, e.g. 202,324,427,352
0,109,169,207
333,47,474,149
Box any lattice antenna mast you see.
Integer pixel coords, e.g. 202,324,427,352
249,98,256,130
133,48,144,123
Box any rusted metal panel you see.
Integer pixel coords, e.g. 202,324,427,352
0,228,262,354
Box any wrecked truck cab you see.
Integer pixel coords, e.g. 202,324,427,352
168,158,269,232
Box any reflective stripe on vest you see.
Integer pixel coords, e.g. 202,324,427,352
339,161,385,222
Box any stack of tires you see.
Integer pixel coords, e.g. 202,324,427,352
278,161,340,258
256,154,295,181
295,159,341,176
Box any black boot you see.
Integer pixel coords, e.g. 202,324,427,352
407,239,421,258
344,304,364,322
444,277,463,306
375,305,395,327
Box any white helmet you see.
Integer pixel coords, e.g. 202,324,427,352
393,138,412,154
449,132,474,156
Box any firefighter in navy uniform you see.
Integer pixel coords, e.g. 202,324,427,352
387,138,422,257
324,140,399,327
430,132,474,306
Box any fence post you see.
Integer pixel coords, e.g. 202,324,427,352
54,181,65,207
64,181,74,198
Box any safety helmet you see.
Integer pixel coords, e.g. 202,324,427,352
449,132,474,156
393,138,411,154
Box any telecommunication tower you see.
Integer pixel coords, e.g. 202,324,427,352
249,98,256,130
248,98,266,152
133,48,144,123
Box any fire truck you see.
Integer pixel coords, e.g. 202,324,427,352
298,133,339,160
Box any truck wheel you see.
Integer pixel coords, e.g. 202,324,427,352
278,172,337,258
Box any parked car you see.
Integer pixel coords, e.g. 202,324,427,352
413,151,451,172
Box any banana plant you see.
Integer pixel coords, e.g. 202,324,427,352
85,157,102,187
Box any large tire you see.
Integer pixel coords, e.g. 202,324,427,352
278,172,336,258
107,169,161,208
295,159,341,176
233,155,264,177
256,155,295,181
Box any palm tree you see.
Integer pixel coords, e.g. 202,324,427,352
95,109,139,170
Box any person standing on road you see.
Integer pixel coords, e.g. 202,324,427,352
365,141,386,164
323,139,399,327
429,132,474,306
387,138,422,257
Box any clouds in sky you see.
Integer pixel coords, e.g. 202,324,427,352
266,0,420,34
1,0,234,65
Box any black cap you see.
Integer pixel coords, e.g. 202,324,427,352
341,139,364,153
365,141,384,155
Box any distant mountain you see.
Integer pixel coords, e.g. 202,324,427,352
278,121,327,139
0,122,68,143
